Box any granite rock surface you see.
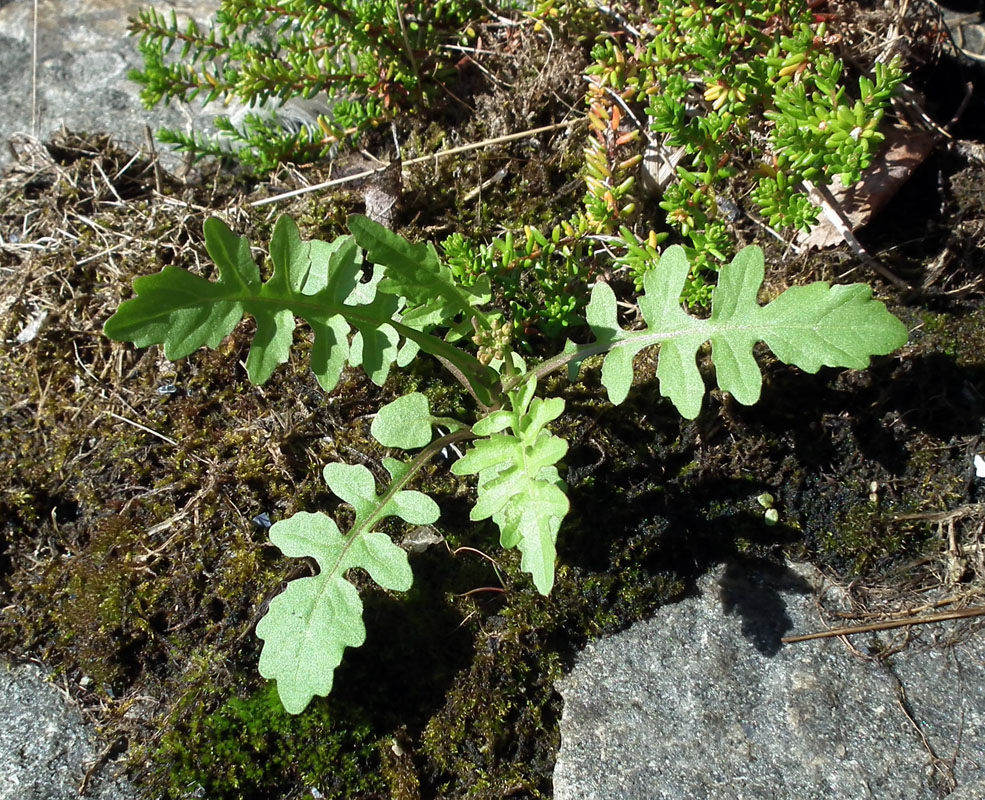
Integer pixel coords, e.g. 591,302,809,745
554,562,985,800
0,0,219,171
0,662,137,800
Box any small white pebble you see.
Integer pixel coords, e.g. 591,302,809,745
975,454,985,479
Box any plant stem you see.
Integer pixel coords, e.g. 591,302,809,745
504,340,614,394
324,427,477,581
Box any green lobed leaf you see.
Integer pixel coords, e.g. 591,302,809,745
371,392,433,450
302,237,360,296
348,214,492,326
105,216,365,387
323,462,440,528
103,216,498,403
257,456,437,714
102,216,258,360
255,511,413,714
586,244,908,418
452,384,569,594
493,473,567,594
471,409,514,437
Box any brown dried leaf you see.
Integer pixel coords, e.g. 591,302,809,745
797,126,938,250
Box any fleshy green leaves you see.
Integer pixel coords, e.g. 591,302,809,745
256,460,438,714
452,379,569,594
586,244,908,418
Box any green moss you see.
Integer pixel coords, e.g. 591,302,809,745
156,682,385,799
8,513,158,689
917,454,965,506
916,307,985,366
423,635,561,798
818,495,927,576
378,734,422,800
418,555,684,796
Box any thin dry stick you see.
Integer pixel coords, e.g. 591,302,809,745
249,120,579,207
893,677,957,792
394,3,420,89
782,605,985,643
144,123,164,195
105,410,180,448
462,166,508,203
78,737,121,797
895,503,982,524
801,178,910,290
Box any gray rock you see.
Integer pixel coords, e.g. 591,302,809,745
0,0,220,171
554,562,985,800
0,662,137,800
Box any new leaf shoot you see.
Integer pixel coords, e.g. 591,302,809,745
452,378,569,594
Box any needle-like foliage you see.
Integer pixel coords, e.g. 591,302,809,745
128,0,484,171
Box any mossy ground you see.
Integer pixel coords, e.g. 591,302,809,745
2,5,985,799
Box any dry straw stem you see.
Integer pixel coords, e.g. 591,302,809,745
249,120,580,207
782,605,985,643
802,178,911,291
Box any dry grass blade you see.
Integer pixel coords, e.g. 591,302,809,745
782,605,985,643
249,120,580,207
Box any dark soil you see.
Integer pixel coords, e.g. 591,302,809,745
1,3,985,799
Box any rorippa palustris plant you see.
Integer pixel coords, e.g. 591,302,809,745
103,214,907,713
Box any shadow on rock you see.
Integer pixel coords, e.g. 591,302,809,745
718,557,813,657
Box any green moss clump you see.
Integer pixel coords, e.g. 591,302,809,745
818,495,928,576
915,307,985,366
157,682,384,799
419,511,684,797
47,514,163,687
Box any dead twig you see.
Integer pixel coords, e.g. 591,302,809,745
782,605,985,643
249,120,580,207
144,124,164,195
801,178,911,290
